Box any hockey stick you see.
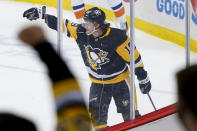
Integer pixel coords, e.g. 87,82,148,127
147,93,157,111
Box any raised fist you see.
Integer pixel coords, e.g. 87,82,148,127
23,6,46,21
18,26,45,46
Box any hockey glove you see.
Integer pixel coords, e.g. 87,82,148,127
135,67,151,94
23,6,46,21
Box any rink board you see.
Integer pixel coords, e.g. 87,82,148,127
11,0,197,52
103,104,186,131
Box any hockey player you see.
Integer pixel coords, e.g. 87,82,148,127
70,0,128,31
23,6,151,130
18,26,91,131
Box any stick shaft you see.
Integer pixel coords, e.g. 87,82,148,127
148,93,157,111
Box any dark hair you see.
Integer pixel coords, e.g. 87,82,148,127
177,65,197,117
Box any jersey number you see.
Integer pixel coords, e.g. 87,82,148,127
124,43,130,54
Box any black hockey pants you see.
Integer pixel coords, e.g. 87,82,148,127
89,80,130,127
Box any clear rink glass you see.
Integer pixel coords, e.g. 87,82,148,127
1,0,197,131
0,1,58,131
132,0,197,125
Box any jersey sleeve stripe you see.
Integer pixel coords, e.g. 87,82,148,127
67,21,78,40
55,90,84,111
134,49,144,68
53,78,79,97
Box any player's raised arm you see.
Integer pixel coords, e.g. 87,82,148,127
23,6,46,21
23,6,80,40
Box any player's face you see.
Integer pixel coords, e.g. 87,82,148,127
82,20,96,35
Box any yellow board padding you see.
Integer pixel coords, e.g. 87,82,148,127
12,0,197,53
12,0,72,10
127,16,197,53
12,0,116,21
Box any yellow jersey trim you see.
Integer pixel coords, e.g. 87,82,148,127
116,37,130,62
89,69,129,84
99,28,111,39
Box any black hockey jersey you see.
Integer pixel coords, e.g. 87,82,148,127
65,20,144,84
44,14,144,84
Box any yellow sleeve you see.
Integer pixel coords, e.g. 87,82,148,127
116,37,144,68
63,19,78,40
53,78,91,131
52,78,79,97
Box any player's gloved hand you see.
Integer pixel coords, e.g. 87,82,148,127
135,67,151,94
138,75,151,94
23,6,46,21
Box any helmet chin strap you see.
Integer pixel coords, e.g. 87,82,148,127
87,26,98,36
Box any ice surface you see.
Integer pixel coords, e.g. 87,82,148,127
0,1,197,130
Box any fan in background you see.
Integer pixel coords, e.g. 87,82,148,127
191,0,197,18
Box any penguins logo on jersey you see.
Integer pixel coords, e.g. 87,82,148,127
85,45,110,71
122,100,129,107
